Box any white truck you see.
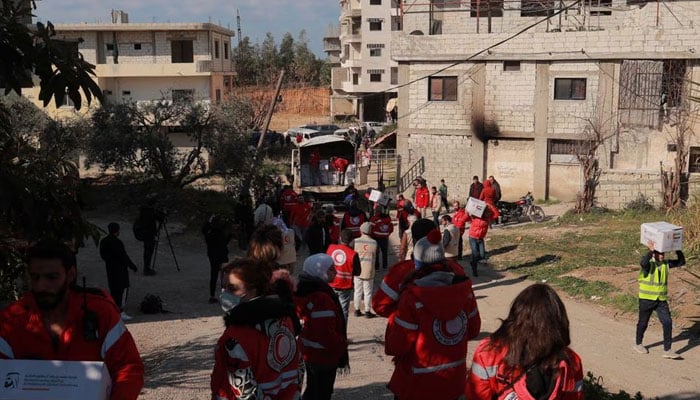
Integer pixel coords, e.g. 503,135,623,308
291,135,357,203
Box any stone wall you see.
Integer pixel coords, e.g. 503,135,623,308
596,170,661,210
405,133,472,199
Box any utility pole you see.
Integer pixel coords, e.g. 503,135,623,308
256,70,285,152
236,9,242,47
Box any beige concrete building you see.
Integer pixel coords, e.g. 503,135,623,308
329,0,401,122
24,10,235,119
394,0,700,208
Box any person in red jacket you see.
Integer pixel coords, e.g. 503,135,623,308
467,204,498,277
327,229,361,323
325,205,341,244
0,240,144,400
466,283,584,400
289,196,313,248
479,178,497,206
341,200,368,239
414,180,430,218
330,156,350,185
295,254,349,400
451,200,469,260
212,258,302,400
385,230,481,400
369,207,394,270
279,185,298,224
372,219,466,318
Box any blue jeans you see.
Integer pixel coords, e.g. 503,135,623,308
469,237,485,275
333,288,353,325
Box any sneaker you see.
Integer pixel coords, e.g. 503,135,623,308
354,310,363,317
365,311,376,319
120,312,133,321
208,297,219,304
662,350,681,359
632,344,648,354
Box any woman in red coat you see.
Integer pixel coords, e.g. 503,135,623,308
466,284,584,400
295,254,349,400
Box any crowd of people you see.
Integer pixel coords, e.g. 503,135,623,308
0,175,688,400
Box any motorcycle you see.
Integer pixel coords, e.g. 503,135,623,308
496,192,545,224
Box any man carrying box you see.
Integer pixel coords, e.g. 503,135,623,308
0,240,144,399
633,240,685,359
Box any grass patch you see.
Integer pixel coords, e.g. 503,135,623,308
536,198,561,205
552,277,616,299
604,293,639,315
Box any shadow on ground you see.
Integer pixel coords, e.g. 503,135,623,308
141,334,215,390
503,254,560,271
333,382,394,399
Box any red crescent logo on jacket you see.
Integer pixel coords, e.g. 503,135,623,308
351,216,360,225
331,249,347,265
267,323,296,372
380,224,389,232
363,244,369,251
432,310,467,346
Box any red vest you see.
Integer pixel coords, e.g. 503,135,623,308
370,215,394,238
342,212,366,238
327,244,356,290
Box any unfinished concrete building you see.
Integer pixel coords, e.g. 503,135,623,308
393,0,700,208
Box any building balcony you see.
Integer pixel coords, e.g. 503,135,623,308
95,60,232,77
341,8,361,18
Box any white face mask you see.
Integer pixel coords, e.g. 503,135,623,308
220,290,243,313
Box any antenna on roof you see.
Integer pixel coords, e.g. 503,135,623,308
236,9,242,46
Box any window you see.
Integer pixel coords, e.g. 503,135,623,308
122,90,131,96
106,43,115,51
224,42,229,59
370,74,382,82
215,89,221,104
549,139,592,163
370,0,381,4
470,0,504,17
369,21,383,31
172,89,194,103
554,78,586,100
429,76,458,101
214,40,220,59
352,73,359,85
590,0,612,16
430,19,442,35
504,61,521,71
370,48,382,57
689,147,700,173
171,40,194,63
391,67,398,85
103,90,113,95
432,0,459,8
391,16,403,31
134,43,142,50
521,0,554,17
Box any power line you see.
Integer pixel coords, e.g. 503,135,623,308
354,0,583,102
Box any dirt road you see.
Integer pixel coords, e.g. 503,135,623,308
75,206,699,399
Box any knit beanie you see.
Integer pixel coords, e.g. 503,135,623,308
254,204,274,226
412,229,445,269
360,221,371,235
411,218,436,242
303,253,334,282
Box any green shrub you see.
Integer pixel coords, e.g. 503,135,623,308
668,195,700,253
583,372,654,400
624,193,656,213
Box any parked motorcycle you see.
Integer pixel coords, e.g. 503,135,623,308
496,192,545,224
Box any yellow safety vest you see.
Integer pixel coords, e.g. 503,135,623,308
638,259,668,301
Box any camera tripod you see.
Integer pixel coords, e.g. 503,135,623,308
150,217,181,272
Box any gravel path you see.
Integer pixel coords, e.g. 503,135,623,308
75,204,699,399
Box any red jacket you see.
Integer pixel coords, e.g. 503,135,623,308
385,268,481,400
370,215,394,239
414,186,430,209
327,244,357,290
0,290,144,400
212,298,302,400
280,189,298,212
289,202,312,228
467,204,498,240
327,215,341,244
332,157,349,172
452,208,469,233
479,180,496,206
294,276,348,367
372,259,465,318
466,339,584,400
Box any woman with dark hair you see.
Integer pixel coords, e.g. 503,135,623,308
211,258,302,400
247,224,284,265
466,283,584,400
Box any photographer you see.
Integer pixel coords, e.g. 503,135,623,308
134,197,165,276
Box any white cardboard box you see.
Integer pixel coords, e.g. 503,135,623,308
640,221,683,252
0,360,111,400
466,197,486,218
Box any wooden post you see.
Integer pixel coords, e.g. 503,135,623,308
256,70,285,152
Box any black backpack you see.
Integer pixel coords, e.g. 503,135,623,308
140,294,164,314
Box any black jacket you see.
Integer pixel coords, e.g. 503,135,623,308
99,234,137,287
305,222,331,255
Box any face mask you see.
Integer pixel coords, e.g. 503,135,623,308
220,290,243,313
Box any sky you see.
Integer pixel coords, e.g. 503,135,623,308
34,0,340,57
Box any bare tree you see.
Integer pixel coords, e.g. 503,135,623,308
660,105,696,210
